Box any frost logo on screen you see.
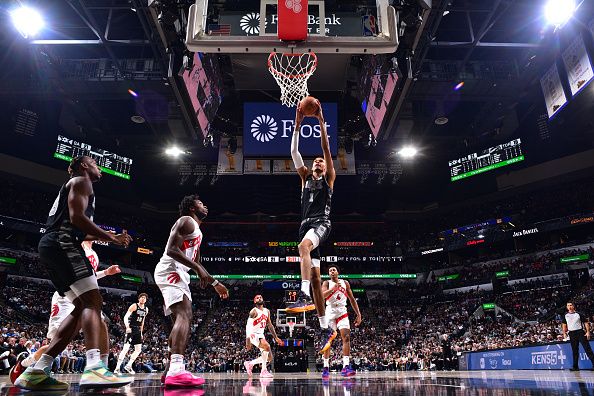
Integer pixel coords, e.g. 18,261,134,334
240,13,265,35
251,115,278,142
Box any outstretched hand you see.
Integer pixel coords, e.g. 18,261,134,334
104,265,121,276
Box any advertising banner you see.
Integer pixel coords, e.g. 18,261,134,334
219,11,364,37
540,63,567,118
561,35,594,96
217,136,244,175
465,342,594,370
243,102,337,157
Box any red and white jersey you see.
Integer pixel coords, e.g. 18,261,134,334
157,216,203,275
50,291,74,318
246,307,269,336
325,279,348,308
83,245,100,273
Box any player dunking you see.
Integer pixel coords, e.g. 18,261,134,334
15,156,132,391
286,100,336,350
11,241,121,384
154,194,229,388
244,295,283,378
114,293,149,374
321,265,362,378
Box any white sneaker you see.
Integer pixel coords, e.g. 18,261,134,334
123,366,136,375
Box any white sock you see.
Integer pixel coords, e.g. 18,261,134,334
168,354,185,375
85,349,101,369
127,345,142,367
323,358,330,368
261,351,269,371
100,354,109,367
319,316,328,329
301,280,311,296
343,356,350,367
117,343,130,368
249,357,263,366
33,354,54,371
22,354,37,368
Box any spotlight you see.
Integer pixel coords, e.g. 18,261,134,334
128,89,139,97
11,6,44,38
398,146,418,158
454,81,464,91
165,146,185,157
545,0,576,27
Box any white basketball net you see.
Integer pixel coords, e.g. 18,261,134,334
268,52,318,108
288,322,296,338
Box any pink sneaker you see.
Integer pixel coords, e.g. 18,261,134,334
259,369,273,378
244,361,253,377
164,371,206,388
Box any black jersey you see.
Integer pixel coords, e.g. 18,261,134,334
301,174,333,220
41,180,95,246
130,304,148,328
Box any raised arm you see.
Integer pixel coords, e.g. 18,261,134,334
314,101,336,188
292,106,309,185
344,280,362,327
165,217,228,299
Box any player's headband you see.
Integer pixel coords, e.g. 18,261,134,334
253,295,263,303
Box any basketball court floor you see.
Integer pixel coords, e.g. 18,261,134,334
2,371,594,395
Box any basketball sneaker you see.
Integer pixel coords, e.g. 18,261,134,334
244,361,253,377
322,367,330,379
9,351,28,384
14,366,69,391
164,370,206,388
286,291,315,313
259,368,273,378
79,362,133,390
320,329,337,353
341,365,355,377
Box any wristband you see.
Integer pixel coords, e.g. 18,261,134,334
211,280,219,287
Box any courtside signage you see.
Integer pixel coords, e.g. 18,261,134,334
243,102,338,157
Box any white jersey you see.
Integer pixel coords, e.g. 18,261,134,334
246,307,270,336
156,216,203,282
325,279,348,308
83,245,100,272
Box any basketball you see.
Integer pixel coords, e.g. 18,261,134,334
299,96,320,117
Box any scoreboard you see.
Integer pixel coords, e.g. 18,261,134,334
54,135,133,180
449,138,524,182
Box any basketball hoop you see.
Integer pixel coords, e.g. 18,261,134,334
288,321,296,338
268,52,318,108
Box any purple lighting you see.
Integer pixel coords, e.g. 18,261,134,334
454,82,465,91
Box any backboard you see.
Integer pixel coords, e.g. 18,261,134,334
186,0,398,54
276,308,306,328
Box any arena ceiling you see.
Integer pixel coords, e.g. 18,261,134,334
0,0,593,217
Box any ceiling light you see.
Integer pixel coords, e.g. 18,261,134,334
434,116,449,125
454,81,465,91
165,147,185,157
545,0,576,27
398,146,418,158
131,115,145,124
11,7,44,38
128,89,138,97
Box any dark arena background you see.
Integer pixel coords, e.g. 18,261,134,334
2,0,594,395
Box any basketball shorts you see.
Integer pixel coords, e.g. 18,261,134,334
248,333,266,350
125,329,143,345
154,264,192,316
299,217,331,263
47,294,75,339
327,306,350,331
39,232,97,302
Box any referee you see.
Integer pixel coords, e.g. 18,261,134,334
562,302,594,371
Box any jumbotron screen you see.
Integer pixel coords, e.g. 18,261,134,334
53,135,133,180
448,138,524,182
